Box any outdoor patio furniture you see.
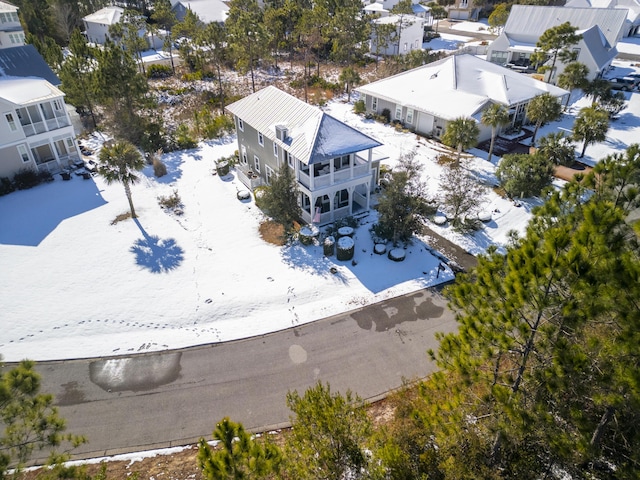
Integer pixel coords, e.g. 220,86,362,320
60,171,72,180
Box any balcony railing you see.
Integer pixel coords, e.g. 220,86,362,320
298,163,371,191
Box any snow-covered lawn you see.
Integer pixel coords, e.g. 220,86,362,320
2,52,640,363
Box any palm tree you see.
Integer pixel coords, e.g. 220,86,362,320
339,67,361,103
538,132,575,166
98,141,145,218
526,93,563,146
481,104,510,163
557,62,589,108
572,106,609,158
442,117,480,166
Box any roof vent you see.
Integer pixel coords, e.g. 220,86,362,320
275,124,288,141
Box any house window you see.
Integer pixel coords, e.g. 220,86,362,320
395,105,402,120
17,145,29,163
371,97,377,111
333,155,350,170
66,137,75,149
254,155,261,172
460,0,468,7
406,108,414,124
238,118,244,131
335,189,349,209
273,143,278,157
266,165,274,185
241,146,248,164
9,33,23,44
53,100,63,111
403,42,408,52
258,132,264,146
5,113,16,131
285,150,294,168
489,50,509,66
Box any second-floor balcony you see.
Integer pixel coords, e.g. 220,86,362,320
298,154,371,191
18,101,71,137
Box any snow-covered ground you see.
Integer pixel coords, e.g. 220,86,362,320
2,44,640,362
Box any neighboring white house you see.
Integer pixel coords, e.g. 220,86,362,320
226,86,386,225
0,1,24,49
82,6,146,45
565,0,640,36
364,0,432,25
370,14,425,56
356,53,569,142
447,0,481,21
171,0,229,24
486,5,627,83
0,46,81,178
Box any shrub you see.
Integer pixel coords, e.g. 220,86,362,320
0,177,15,196
380,108,391,124
181,71,203,82
38,170,54,183
13,168,41,190
173,124,197,150
496,152,555,198
353,100,366,114
158,189,182,209
153,157,168,177
146,64,173,79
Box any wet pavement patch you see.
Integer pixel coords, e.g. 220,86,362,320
89,352,182,392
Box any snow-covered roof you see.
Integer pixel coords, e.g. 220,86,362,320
356,54,568,121
566,0,640,24
0,45,60,86
0,77,63,105
171,0,229,23
0,1,18,13
83,6,124,25
579,24,618,68
504,5,627,47
374,13,423,26
226,86,382,165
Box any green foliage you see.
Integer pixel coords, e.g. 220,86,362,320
380,108,391,124
487,3,509,33
198,417,281,480
530,22,582,82
481,103,510,163
98,141,145,218
557,61,589,107
173,124,198,151
525,93,563,146
0,359,86,478
193,108,235,140
146,64,173,79
572,106,610,158
283,382,374,480
496,152,555,198
259,163,300,231
438,163,487,230
353,99,366,114
0,177,15,196
158,189,181,209
537,132,575,166
339,66,361,102
12,168,42,190
441,117,480,165
375,151,434,244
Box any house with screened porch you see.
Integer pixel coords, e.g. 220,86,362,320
226,86,385,225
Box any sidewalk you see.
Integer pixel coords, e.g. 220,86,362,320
422,225,478,273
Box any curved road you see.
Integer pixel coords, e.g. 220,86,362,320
18,288,458,463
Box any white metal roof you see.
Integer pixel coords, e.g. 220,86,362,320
0,77,63,105
83,6,124,25
226,86,382,165
0,1,18,13
504,5,627,47
356,54,568,121
171,0,229,23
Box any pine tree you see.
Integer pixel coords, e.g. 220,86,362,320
197,417,281,480
530,22,582,83
338,67,361,102
283,382,373,480
260,163,300,232
375,151,434,245
0,359,86,477
495,152,555,198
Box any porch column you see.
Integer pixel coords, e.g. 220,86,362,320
309,162,315,190
350,154,354,178
330,158,335,184
365,180,371,210
348,186,355,215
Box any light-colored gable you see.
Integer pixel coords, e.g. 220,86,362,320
504,5,627,47
356,54,568,121
0,77,63,105
171,0,229,23
226,86,381,165
83,6,124,26
0,1,18,13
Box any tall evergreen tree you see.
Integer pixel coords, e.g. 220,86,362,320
197,22,228,110
530,22,582,83
338,66,361,102
375,151,434,245
260,163,300,232
150,0,178,73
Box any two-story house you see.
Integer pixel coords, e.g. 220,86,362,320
371,14,425,56
171,0,229,24
0,46,81,178
226,86,385,225
83,6,146,45
0,0,25,49
486,5,627,83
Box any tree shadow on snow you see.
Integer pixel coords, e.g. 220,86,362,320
280,242,350,285
131,219,184,273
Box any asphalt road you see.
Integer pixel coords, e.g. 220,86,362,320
18,288,458,462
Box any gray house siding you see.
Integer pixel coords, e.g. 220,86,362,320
234,117,282,188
